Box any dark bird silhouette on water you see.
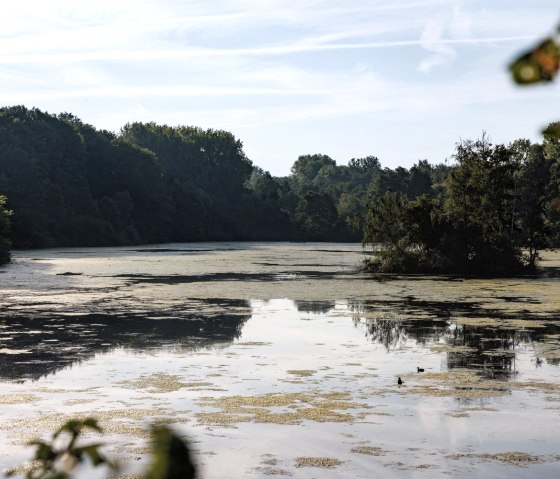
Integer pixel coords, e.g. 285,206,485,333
417,367,424,373
397,377,403,385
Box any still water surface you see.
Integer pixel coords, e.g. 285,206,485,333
0,243,559,478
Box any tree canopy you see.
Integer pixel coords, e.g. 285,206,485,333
363,134,558,275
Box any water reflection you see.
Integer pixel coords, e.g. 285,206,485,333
295,300,336,314
0,299,250,381
346,299,560,378
2,292,559,382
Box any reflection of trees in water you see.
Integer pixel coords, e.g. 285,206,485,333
349,300,449,350
295,301,336,314
445,326,526,377
0,299,251,381
349,300,559,378
448,325,559,377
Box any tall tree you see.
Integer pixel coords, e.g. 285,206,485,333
510,139,552,268
443,136,520,273
0,195,11,264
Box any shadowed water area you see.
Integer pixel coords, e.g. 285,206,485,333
0,243,559,478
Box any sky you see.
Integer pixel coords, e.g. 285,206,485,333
0,0,558,176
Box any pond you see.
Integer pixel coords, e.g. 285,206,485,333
0,242,559,478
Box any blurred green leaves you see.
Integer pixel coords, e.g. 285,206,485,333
509,25,560,139
6,418,112,479
510,38,560,84
143,425,196,479
6,419,196,479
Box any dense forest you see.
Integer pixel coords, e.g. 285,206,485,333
0,106,559,273
364,133,560,274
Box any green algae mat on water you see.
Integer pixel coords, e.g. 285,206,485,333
0,243,559,478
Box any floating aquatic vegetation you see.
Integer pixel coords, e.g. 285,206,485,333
35,387,100,394
294,457,343,468
400,370,509,399
2,245,560,478
0,414,69,442
512,381,560,392
406,386,506,399
64,399,95,406
445,406,497,418
3,460,40,476
195,412,252,426
351,446,386,456
453,317,500,327
0,407,170,444
482,349,515,357
535,341,560,360
259,467,292,476
117,373,212,393
449,451,543,466
502,319,547,329
195,391,365,426
429,344,477,354
286,370,316,377
114,444,151,455
256,458,292,477
446,411,469,418
0,394,37,404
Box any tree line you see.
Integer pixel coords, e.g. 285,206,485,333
0,106,559,273
0,106,371,255
363,133,560,274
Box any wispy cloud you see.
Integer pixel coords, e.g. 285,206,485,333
0,35,533,65
418,19,457,73
1,0,557,175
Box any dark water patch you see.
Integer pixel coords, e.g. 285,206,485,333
309,249,359,254
128,248,213,253
295,301,337,314
0,302,251,381
56,272,83,276
50,251,94,255
110,271,342,285
197,298,251,308
128,247,241,254
253,263,336,267
542,266,560,277
494,296,541,304
364,273,464,282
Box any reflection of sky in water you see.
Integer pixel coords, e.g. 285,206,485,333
0,244,560,478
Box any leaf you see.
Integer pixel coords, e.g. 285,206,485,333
27,440,56,462
510,38,560,84
53,418,102,439
74,444,107,466
143,425,196,479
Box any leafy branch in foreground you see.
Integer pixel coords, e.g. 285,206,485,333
509,23,560,139
144,425,196,479
510,34,560,85
6,418,113,479
6,419,196,479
